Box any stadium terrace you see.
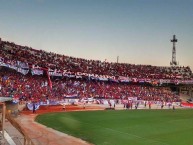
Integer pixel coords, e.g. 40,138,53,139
0,38,193,86
0,37,193,107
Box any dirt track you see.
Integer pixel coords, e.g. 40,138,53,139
14,105,104,145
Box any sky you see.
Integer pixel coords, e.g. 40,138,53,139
0,0,193,70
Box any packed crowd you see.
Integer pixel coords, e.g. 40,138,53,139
0,68,181,104
0,39,192,80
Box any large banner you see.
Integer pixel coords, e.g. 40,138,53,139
1,56,193,85
31,69,44,75
27,103,40,111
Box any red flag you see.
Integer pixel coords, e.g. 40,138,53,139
46,71,52,90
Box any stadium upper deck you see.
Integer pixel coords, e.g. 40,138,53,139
0,38,193,84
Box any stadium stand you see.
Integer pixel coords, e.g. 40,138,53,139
0,39,192,80
0,38,193,107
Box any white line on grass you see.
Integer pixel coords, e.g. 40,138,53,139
62,116,169,145
104,127,169,145
80,121,169,145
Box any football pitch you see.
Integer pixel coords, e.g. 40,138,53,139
35,109,193,145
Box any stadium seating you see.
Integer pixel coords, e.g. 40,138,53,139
0,38,192,104
1,39,192,80
0,67,181,103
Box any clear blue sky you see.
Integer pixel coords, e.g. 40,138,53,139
0,0,193,70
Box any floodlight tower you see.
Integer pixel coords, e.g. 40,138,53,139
170,35,178,66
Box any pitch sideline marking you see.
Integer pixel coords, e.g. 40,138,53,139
104,127,169,145
56,115,170,145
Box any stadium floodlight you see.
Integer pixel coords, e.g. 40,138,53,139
170,35,178,66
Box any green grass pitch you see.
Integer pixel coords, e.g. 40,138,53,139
35,109,193,145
